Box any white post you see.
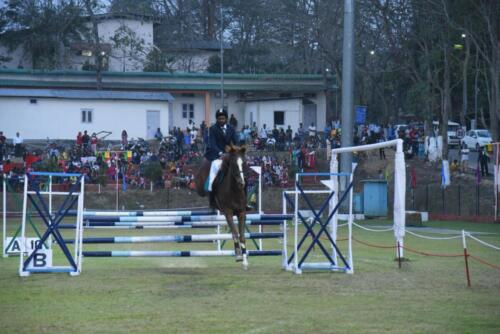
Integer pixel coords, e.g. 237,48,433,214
48,175,53,248
2,175,7,257
330,154,339,263
250,166,263,250
394,139,405,258
258,170,263,250
48,175,52,217
216,224,221,252
72,176,85,276
294,173,301,274
19,174,29,277
258,171,262,214
282,192,288,270
347,173,354,274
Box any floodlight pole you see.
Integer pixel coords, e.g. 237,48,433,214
340,0,355,182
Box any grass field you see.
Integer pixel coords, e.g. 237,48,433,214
1,219,500,334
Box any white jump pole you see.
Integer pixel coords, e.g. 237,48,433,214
250,166,263,250
2,175,6,258
281,192,288,270
330,154,339,264
48,175,52,247
18,174,29,276
293,173,300,274
347,172,354,274
73,176,85,275
258,168,262,250
48,175,52,217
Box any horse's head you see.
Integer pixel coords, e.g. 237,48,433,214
223,144,247,189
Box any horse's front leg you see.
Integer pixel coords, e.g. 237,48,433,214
237,211,248,270
225,209,242,261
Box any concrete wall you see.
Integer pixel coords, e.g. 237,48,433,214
0,97,169,140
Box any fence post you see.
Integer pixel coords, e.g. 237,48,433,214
458,184,461,216
462,230,471,287
397,241,402,269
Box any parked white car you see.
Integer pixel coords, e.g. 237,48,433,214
461,129,492,150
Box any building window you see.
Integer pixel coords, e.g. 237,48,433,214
274,111,285,126
81,50,93,57
182,103,194,119
81,109,93,123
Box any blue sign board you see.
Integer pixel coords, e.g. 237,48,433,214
355,105,367,124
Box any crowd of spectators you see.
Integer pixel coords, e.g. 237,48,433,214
0,116,319,190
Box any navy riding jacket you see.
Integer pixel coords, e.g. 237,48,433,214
204,124,239,161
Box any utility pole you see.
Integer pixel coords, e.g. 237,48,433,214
341,0,355,178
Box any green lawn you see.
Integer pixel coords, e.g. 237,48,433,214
1,220,499,334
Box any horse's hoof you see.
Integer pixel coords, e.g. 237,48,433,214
242,260,249,270
235,255,243,262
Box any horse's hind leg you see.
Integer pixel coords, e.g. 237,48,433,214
225,209,242,261
237,211,248,270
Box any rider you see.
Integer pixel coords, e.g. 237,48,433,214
205,108,251,210
205,108,238,187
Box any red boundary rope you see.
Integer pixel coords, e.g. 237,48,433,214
352,237,396,249
402,245,463,258
318,236,500,271
468,254,500,270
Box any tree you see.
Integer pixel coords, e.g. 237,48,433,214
1,0,87,69
143,47,173,72
83,0,106,88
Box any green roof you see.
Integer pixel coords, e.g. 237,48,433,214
0,69,339,93
0,69,325,81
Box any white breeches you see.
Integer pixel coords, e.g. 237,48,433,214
208,159,222,191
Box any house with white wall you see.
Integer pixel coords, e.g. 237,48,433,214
0,88,172,140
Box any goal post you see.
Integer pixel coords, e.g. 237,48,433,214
330,139,406,258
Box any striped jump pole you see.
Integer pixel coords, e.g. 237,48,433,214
61,220,285,229
65,232,283,244
83,250,283,257
83,214,293,223
80,210,217,217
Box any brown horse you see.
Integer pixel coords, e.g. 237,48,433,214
195,145,249,269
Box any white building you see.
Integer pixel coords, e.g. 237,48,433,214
0,70,332,140
0,88,172,140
